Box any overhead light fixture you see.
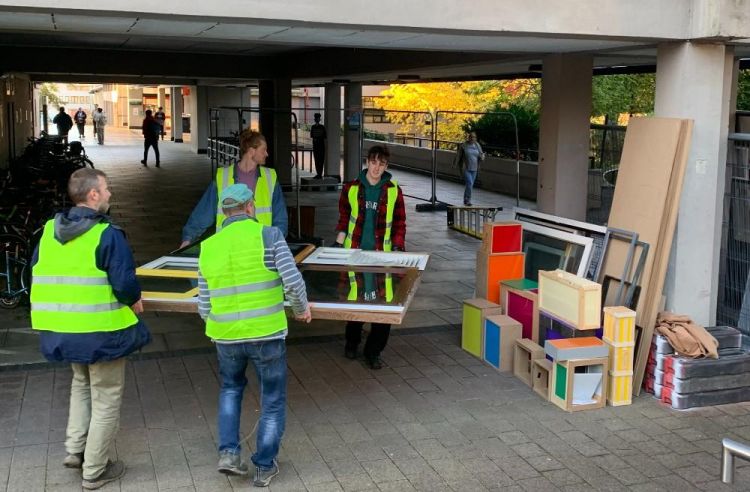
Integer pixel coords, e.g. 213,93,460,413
397,74,421,81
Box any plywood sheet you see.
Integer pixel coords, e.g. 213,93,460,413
602,117,693,396
604,117,684,324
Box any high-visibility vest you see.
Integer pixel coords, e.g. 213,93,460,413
199,219,286,340
31,220,138,333
343,180,398,251
215,164,276,231
347,272,394,303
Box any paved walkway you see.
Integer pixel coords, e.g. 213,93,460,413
1,129,750,491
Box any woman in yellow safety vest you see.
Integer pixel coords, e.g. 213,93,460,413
333,145,406,370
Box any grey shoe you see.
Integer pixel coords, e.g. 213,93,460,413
81,460,125,490
253,460,279,487
62,452,83,469
217,451,248,476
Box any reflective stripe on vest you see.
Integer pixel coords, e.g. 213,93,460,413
199,219,286,340
215,164,276,231
347,271,394,303
343,179,398,251
30,220,138,333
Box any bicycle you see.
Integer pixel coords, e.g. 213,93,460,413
0,233,31,309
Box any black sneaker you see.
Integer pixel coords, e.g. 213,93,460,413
81,460,125,490
253,460,279,487
155,162,161,168
141,160,147,167
344,346,358,360
217,450,248,476
365,356,383,370
62,452,83,469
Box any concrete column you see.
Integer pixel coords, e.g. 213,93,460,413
324,83,342,178
172,86,183,143
655,42,735,325
343,82,362,181
259,79,292,186
157,87,166,112
189,85,209,154
127,87,144,129
536,54,593,220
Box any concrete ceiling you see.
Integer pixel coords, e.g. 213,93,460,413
0,7,747,85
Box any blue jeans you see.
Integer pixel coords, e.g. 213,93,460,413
463,169,477,205
215,339,287,470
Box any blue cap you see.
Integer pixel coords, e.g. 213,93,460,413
219,183,254,208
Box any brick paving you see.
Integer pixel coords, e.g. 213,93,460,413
1,129,750,491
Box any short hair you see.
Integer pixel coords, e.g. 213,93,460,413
145,109,153,116
367,145,390,162
239,129,266,157
68,168,107,204
59,107,65,112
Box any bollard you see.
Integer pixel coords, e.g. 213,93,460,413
721,437,750,484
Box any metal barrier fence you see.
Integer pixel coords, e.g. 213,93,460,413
717,133,750,339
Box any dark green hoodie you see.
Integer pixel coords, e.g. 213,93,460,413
358,168,391,251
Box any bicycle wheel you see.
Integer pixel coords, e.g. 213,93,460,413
0,233,31,309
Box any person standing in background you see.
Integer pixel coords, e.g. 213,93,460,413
74,107,87,140
93,108,107,145
453,131,486,206
310,112,327,178
141,110,161,168
53,107,74,145
154,106,166,141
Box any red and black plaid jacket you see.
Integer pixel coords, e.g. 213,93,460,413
335,177,406,251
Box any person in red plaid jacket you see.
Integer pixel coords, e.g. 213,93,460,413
334,145,406,369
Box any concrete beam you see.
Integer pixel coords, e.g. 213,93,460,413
0,1,696,39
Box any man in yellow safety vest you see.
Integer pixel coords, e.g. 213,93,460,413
198,183,310,487
334,145,406,369
31,168,151,490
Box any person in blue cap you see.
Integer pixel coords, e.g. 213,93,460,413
198,183,310,487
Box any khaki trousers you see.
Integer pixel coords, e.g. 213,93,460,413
65,358,126,480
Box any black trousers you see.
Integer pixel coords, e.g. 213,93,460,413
144,139,160,163
76,123,85,137
345,321,391,358
312,144,325,177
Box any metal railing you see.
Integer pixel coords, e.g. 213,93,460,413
721,438,750,484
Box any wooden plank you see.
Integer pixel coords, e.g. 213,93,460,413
632,119,694,395
602,117,693,396
604,118,684,325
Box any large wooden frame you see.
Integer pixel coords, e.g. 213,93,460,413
137,246,426,324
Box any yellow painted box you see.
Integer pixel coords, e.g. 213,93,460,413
462,298,503,359
608,370,633,406
603,306,636,344
538,269,601,330
603,338,635,373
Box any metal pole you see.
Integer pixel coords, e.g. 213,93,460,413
721,438,750,484
431,112,437,205
292,111,301,239
512,113,521,207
